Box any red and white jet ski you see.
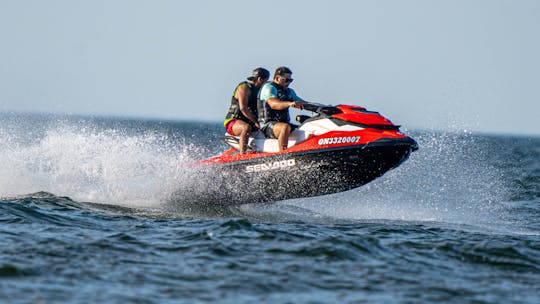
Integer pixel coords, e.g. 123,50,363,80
193,103,418,204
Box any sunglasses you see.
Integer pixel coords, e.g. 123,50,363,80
280,76,294,83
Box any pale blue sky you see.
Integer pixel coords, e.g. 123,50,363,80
1,0,539,135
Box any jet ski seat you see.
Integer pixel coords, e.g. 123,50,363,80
221,129,309,153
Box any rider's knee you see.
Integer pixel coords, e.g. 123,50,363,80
284,124,291,133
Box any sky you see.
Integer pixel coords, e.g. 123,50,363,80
1,0,539,135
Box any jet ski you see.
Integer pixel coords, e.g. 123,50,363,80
191,102,418,204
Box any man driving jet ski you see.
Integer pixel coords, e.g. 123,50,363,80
257,66,307,151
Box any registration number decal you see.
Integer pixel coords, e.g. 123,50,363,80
318,136,360,146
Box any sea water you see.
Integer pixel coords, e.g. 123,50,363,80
0,113,538,303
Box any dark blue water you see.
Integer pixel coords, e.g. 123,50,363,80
1,113,539,303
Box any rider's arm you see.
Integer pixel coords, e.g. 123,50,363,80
235,84,259,126
263,86,305,110
266,97,297,110
289,88,306,109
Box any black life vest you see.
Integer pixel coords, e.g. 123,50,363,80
224,81,259,125
257,82,294,124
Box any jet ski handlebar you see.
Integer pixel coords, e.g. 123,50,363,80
301,102,343,115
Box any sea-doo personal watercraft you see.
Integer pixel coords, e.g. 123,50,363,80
192,103,418,204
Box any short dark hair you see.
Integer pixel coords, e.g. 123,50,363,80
274,66,292,77
247,67,270,81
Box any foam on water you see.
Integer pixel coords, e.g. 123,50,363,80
0,119,202,207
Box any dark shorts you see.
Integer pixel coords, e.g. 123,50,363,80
261,121,277,138
262,121,297,139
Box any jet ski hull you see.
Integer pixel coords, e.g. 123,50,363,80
191,137,416,204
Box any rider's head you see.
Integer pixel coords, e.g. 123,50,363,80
273,66,294,88
247,67,270,87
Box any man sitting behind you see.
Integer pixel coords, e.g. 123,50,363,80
224,67,269,154
258,66,306,151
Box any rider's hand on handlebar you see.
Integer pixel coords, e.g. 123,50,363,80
291,100,305,109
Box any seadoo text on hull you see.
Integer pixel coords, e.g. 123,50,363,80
190,102,418,205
